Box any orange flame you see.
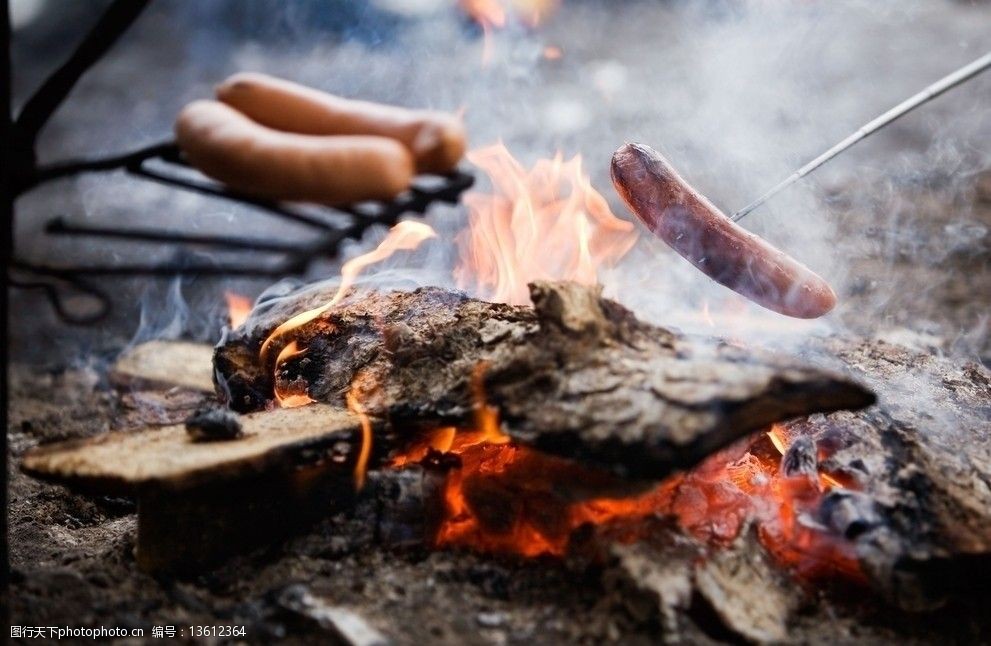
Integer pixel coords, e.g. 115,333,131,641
512,0,559,28
459,0,506,65
273,341,314,408
455,143,637,305
459,0,558,28
389,389,864,581
460,0,507,29
225,292,252,329
470,361,510,445
346,389,374,491
459,0,560,65
262,221,436,361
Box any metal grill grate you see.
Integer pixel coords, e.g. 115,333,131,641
5,0,474,324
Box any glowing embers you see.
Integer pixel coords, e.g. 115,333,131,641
664,429,864,583
456,143,638,305
389,417,864,583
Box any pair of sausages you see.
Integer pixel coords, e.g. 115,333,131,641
175,73,467,205
611,143,836,319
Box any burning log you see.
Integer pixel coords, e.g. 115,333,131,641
216,280,875,481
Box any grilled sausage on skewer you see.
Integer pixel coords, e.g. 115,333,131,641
611,143,836,319
216,72,466,174
175,100,414,205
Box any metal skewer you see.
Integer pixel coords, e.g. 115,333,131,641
731,50,991,222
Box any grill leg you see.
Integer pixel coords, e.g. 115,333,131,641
1,0,13,616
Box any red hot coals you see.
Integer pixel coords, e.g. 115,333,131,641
610,143,836,319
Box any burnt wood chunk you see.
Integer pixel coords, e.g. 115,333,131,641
215,281,875,480
603,520,799,644
185,405,244,442
781,435,818,479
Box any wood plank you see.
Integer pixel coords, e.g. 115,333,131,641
21,403,361,493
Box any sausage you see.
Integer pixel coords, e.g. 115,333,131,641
611,143,836,318
175,100,414,205
215,72,466,174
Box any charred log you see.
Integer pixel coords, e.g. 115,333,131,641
786,338,991,609
215,281,875,481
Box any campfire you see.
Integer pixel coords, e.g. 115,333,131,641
212,136,867,580
9,1,991,643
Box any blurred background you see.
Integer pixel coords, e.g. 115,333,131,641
8,0,991,362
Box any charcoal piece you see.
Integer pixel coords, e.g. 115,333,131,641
215,281,874,481
818,490,881,539
365,466,446,549
780,435,818,479
185,406,243,442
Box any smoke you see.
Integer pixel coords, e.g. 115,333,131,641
262,0,986,356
